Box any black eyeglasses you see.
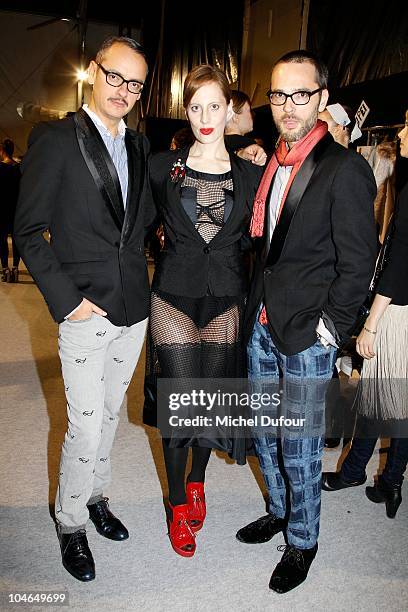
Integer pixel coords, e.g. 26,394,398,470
266,88,322,106
96,63,144,94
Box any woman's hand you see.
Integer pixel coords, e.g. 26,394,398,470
355,294,391,359
356,325,376,359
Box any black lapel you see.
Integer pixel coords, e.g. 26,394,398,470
121,130,143,244
266,133,333,267
165,146,207,244
260,174,277,261
74,109,125,231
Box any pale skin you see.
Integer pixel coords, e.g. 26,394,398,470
237,143,267,165
239,61,329,162
356,119,408,359
225,101,253,136
319,109,350,148
185,81,233,174
69,42,147,321
269,61,329,148
356,294,391,359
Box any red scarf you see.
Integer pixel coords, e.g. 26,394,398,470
250,119,328,238
252,120,328,325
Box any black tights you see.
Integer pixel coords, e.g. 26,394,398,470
0,229,20,269
162,440,211,506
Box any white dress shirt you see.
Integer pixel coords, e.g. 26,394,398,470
65,107,128,320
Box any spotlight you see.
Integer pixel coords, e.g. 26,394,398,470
76,69,88,81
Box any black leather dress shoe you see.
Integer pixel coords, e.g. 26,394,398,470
321,471,366,491
88,497,129,541
58,529,95,582
366,477,402,518
269,543,318,593
236,514,286,544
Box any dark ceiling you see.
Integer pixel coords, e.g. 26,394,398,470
0,2,149,26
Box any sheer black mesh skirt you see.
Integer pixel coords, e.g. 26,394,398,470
143,289,250,464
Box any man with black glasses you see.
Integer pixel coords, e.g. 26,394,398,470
235,50,377,593
15,37,154,582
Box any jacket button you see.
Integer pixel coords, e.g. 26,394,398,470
203,247,210,254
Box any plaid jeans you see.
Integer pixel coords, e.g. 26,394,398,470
248,314,336,549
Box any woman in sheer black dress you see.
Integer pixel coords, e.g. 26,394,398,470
144,65,264,556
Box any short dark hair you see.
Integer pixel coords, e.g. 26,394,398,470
183,64,231,108
231,90,251,114
170,127,195,150
274,50,328,89
95,36,147,67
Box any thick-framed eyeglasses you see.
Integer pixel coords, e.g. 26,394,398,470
96,62,144,94
266,88,322,106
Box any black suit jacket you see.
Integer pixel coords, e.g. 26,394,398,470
14,109,155,325
376,181,408,304
149,146,263,297
245,134,378,355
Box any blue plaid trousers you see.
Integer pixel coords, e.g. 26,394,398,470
248,315,337,549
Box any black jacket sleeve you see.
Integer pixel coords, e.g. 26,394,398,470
323,150,377,342
14,122,82,320
376,182,408,302
141,135,159,235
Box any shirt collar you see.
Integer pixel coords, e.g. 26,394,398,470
82,104,126,138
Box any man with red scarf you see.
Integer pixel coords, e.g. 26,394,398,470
236,51,377,593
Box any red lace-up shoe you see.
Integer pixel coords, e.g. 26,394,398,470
186,482,206,533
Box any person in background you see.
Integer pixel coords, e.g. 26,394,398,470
319,103,352,148
170,126,195,150
319,103,352,448
1,138,19,165
14,36,154,582
0,139,21,282
224,90,256,151
322,111,408,519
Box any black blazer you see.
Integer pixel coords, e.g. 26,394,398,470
14,109,155,326
376,182,408,304
149,146,263,297
244,134,378,355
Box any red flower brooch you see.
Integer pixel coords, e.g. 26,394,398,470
170,158,186,183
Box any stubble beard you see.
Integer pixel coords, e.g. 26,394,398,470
275,106,319,143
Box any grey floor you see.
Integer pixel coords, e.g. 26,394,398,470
0,264,407,612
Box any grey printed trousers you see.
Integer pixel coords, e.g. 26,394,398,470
55,313,147,533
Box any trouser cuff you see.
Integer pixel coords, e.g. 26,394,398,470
268,503,285,519
87,493,104,506
57,524,87,535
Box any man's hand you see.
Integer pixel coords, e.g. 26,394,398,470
68,297,107,321
237,144,267,166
